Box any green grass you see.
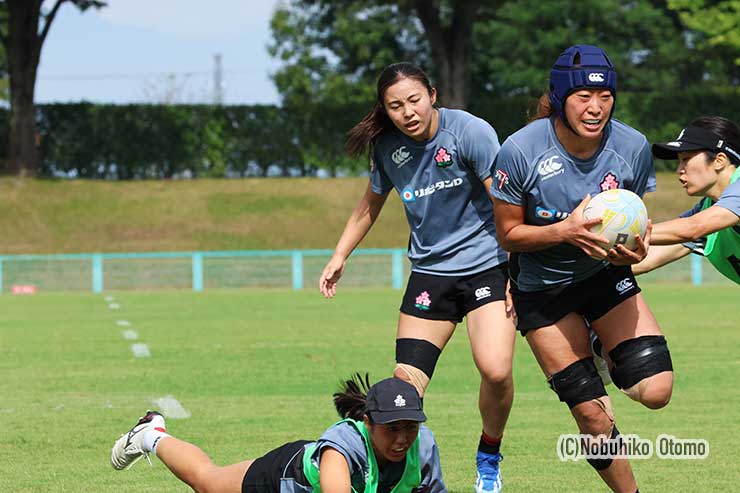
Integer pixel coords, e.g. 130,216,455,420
0,173,693,254
1,284,738,492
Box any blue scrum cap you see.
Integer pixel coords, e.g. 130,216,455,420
549,45,617,125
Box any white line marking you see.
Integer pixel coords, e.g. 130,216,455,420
122,330,139,340
131,343,151,358
104,296,114,302
109,303,120,310
152,395,191,419
116,320,131,327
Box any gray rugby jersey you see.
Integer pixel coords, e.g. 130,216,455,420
491,117,656,291
309,421,446,493
370,108,507,276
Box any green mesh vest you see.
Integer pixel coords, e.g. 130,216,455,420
302,419,422,493
696,167,740,285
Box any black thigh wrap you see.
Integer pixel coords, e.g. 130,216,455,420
548,358,607,409
586,424,621,471
395,338,442,379
608,335,673,390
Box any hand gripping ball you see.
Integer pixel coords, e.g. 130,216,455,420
583,189,648,251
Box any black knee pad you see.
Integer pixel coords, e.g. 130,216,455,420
395,338,442,379
548,358,607,409
586,424,621,471
608,335,673,390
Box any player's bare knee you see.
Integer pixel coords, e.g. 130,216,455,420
622,372,673,409
395,338,441,397
609,335,673,409
479,364,512,389
394,364,429,397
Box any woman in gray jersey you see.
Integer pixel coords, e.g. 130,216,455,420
319,62,513,493
111,375,445,493
491,45,673,493
634,116,740,285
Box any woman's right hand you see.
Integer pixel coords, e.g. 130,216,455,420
561,194,610,259
319,256,347,299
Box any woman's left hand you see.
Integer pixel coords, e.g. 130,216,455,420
606,220,652,265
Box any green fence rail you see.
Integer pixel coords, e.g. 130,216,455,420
0,249,726,293
0,249,408,293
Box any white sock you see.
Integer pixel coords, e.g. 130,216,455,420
142,428,170,455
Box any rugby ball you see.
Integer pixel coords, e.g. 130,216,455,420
583,189,648,251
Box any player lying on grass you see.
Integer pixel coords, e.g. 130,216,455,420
111,375,446,493
633,116,740,285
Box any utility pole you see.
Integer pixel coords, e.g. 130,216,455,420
213,53,223,105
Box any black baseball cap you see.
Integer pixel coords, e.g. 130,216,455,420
365,378,426,424
653,126,740,164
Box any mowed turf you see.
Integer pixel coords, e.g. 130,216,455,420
0,173,693,254
1,284,738,492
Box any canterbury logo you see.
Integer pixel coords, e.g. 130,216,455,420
588,72,605,82
394,394,406,407
537,156,564,179
475,286,491,300
615,278,634,294
392,146,412,167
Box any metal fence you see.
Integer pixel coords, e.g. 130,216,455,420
0,248,728,293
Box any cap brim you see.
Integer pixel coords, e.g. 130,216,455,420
652,142,706,160
368,409,427,424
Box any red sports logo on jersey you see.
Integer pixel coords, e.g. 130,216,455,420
495,169,509,189
599,172,619,191
434,147,452,167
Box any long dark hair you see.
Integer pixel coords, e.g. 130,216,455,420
333,372,372,421
528,91,554,123
689,116,740,165
346,62,435,157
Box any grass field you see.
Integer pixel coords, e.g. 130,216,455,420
1,284,738,492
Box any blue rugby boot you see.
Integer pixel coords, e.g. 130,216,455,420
475,450,503,493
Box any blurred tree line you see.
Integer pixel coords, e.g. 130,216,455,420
0,0,737,178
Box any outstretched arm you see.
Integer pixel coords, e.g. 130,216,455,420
319,182,389,298
651,205,739,245
632,244,692,275
318,448,352,493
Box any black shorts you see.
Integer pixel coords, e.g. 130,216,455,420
242,440,311,493
512,264,641,335
400,263,508,323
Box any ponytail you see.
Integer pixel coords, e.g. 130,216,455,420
346,104,394,157
333,372,371,421
528,91,555,123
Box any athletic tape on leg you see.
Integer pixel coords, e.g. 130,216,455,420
608,336,672,390
548,358,607,409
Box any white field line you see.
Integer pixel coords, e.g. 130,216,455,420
108,303,120,310
122,330,139,340
152,395,191,419
116,320,131,327
131,343,151,358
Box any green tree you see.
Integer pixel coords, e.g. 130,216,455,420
668,0,740,66
0,0,105,177
271,0,739,173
